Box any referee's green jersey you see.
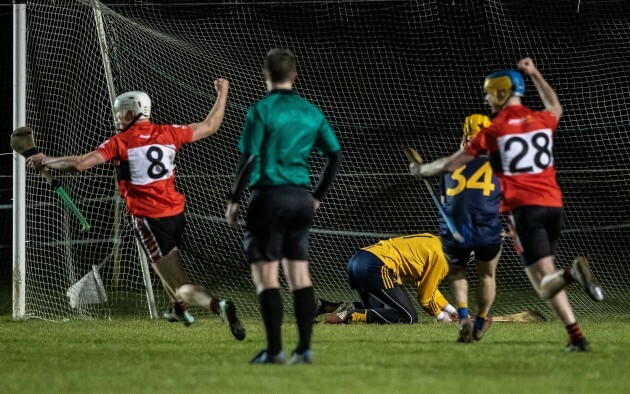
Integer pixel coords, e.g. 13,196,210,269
238,89,341,188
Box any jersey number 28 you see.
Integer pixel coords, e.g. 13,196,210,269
498,129,553,175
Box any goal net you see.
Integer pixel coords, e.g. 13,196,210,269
17,0,630,320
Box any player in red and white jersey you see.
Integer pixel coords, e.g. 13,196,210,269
410,58,603,352
96,120,192,219
27,79,245,341
465,94,562,212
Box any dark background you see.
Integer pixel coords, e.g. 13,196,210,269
2,0,630,318
1,5,13,314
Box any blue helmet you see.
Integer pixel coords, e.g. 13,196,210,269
483,70,525,106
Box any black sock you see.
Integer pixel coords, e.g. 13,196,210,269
209,298,220,315
563,266,575,284
259,288,283,355
293,286,316,354
173,301,187,314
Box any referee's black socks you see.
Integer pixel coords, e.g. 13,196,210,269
293,286,316,354
259,288,283,355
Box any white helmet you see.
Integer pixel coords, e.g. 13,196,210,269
113,91,151,129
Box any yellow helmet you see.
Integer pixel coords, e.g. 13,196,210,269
463,114,491,138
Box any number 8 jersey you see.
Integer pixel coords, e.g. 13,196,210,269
96,122,193,218
464,104,563,212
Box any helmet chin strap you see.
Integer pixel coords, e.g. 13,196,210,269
118,113,144,133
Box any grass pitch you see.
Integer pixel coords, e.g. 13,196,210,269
1,317,629,393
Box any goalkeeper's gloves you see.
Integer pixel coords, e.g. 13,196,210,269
442,303,457,317
435,311,456,324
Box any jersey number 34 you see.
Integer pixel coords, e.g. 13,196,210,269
446,161,495,197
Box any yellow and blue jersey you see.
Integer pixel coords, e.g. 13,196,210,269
361,233,449,316
440,156,502,247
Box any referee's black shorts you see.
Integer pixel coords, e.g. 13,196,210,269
510,206,563,266
244,186,314,263
132,212,186,263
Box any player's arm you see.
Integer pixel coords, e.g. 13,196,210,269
313,117,343,208
416,255,454,320
312,150,342,207
411,149,475,178
416,267,446,317
517,57,562,120
226,105,262,227
228,153,255,204
189,78,229,142
27,151,106,172
418,287,455,323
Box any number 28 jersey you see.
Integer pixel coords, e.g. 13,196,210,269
96,122,193,218
464,105,562,212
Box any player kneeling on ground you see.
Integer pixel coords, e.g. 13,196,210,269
26,81,245,341
321,234,457,324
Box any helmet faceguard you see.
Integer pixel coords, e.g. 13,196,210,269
113,91,151,130
483,70,525,107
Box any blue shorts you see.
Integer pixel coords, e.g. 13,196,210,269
441,242,502,267
346,250,399,291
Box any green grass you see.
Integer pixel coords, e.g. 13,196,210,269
1,317,629,393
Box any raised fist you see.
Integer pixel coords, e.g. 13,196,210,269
517,57,538,76
214,78,229,94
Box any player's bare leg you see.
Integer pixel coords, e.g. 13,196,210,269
151,249,195,326
283,259,315,364
250,260,286,364
526,257,589,351
526,256,577,323
448,265,473,342
473,248,500,341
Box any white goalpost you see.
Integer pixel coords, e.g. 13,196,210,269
13,0,27,319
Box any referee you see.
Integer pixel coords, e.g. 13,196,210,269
226,48,342,364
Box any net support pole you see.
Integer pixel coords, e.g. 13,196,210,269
135,239,158,319
12,1,27,319
91,0,124,292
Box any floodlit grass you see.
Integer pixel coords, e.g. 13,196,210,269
0,317,629,393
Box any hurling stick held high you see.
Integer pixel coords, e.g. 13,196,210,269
11,126,90,232
403,145,464,243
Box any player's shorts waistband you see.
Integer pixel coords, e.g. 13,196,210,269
251,185,308,192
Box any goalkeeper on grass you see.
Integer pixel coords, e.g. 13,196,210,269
27,80,246,341
410,57,604,352
321,233,457,324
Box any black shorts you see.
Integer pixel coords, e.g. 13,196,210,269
132,212,185,262
510,206,563,266
442,242,502,267
244,186,314,263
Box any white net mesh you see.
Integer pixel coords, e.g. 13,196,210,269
21,0,630,320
